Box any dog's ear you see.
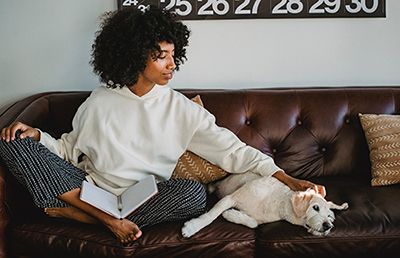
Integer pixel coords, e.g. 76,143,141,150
328,201,349,210
291,191,314,218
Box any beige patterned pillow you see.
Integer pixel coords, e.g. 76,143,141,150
359,113,400,186
171,95,230,184
171,150,230,184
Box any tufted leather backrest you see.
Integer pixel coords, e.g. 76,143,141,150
3,87,400,181
178,87,400,180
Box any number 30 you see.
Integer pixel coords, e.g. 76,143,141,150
346,0,379,14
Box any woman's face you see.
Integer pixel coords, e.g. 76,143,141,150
140,42,176,87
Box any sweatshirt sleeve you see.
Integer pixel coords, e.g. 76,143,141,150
186,111,283,177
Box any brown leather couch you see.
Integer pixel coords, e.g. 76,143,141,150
1,87,400,257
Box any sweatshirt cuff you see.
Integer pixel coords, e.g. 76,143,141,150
257,162,284,177
36,129,61,157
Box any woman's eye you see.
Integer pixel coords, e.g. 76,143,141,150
313,205,319,212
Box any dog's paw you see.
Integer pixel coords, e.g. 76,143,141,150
341,202,349,210
181,219,201,238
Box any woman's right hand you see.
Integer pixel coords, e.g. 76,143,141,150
1,122,40,142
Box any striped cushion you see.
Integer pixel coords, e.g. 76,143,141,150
171,95,229,184
359,113,400,186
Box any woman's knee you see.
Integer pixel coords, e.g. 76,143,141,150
179,179,207,211
161,178,207,210
189,179,207,202
171,178,206,198
0,134,36,155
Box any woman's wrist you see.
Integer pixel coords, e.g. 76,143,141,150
32,129,41,141
272,170,307,192
272,170,291,184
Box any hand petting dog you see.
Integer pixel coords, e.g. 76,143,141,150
272,170,326,198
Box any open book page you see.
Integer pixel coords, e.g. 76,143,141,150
80,175,158,219
80,180,120,218
120,175,158,218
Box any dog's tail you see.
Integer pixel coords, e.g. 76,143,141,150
207,181,217,194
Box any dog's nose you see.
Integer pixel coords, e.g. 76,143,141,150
322,222,332,231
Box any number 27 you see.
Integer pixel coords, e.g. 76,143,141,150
235,0,262,15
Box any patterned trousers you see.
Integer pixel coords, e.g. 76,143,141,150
0,133,206,228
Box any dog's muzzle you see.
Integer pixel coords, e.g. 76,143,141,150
322,222,332,231
305,222,333,236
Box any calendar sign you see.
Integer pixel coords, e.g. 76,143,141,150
118,0,385,20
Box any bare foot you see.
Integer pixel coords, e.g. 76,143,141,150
103,218,142,243
45,207,99,224
55,188,142,243
45,207,142,242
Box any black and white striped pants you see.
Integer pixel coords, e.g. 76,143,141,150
0,133,206,228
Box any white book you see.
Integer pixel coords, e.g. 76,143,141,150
80,175,158,219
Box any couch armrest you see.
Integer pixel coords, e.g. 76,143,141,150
0,92,54,130
0,160,10,257
0,93,55,258
0,91,92,257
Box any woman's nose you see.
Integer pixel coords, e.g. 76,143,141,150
167,56,176,70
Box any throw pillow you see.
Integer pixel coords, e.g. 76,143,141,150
171,95,230,184
359,113,400,186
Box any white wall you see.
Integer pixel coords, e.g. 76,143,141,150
1,0,400,113
0,0,117,112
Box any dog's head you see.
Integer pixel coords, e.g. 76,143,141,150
291,189,348,236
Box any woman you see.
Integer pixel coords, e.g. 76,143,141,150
0,6,325,243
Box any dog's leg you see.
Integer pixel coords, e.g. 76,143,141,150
328,201,349,210
222,208,258,228
182,196,236,237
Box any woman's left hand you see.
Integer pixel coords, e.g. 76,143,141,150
292,178,326,198
273,170,326,198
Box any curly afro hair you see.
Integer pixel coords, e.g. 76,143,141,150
90,6,190,88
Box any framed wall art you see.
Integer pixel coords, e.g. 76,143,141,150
117,0,386,20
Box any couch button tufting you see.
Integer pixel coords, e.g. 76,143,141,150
321,147,326,152
345,118,350,123
272,149,277,153
297,120,302,125
246,120,251,125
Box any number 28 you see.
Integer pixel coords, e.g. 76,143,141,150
272,0,304,14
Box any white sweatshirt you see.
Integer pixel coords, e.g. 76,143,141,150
39,86,282,195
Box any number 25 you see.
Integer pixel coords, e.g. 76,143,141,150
161,0,192,16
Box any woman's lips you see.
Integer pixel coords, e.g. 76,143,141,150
163,73,173,80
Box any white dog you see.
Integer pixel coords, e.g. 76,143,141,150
182,172,348,237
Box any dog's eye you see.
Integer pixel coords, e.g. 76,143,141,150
313,205,319,212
